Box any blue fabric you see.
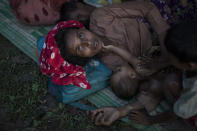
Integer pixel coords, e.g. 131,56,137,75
37,37,112,104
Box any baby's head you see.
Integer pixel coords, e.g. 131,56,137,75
110,65,139,100
60,2,94,28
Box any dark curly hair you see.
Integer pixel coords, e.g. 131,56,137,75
55,27,91,66
165,20,197,63
60,1,90,29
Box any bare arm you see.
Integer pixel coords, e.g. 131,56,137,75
102,44,139,66
88,101,144,126
129,109,178,125
150,110,178,124
103,44,162,76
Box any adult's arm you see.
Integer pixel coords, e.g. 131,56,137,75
129,110,178,125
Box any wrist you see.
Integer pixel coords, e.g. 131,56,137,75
130,56,140,66
108,45,116,52
118,105,133,117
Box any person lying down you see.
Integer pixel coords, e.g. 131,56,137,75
87,45,182,126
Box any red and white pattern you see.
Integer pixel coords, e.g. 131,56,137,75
39,20,91,89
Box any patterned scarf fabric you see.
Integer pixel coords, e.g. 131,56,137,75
39,20,91,89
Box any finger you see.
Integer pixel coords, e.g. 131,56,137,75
91,109,103,121
100,116,106,124
95,112,104,125
128,113,138,119
91,108,104,115
130,110,140,114
102,116,113,126
92,111,102,122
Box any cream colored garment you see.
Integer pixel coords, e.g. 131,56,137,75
174,74,197,119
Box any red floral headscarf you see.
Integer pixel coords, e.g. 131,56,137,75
39,20,91,89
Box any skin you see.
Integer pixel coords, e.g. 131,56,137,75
84,44,182,126
126,52,197,125
110,64,140,99
129,72,182,125
102,44,169,76
111,64,139,82
64,2,170,73
129,109,177,125
168,52,197,71
87,102,143,126
88,68,182,126
64,28,155,74
65,28,154,71
68,2,95,27
65,28,103,57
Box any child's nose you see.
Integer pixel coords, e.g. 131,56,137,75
83,41,91,47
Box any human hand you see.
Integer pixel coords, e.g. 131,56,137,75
87,107,121,126
128,110,152,126
102,44,114,52
134,56,156,76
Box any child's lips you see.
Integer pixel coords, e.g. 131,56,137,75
94,40,99,47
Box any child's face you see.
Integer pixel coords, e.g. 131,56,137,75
114,65,137,80
111,65,138,87
111,65,139,99
65,28,103,57
69,2,92,26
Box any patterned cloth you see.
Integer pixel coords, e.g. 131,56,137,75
150,0,197,26
39,20,91,89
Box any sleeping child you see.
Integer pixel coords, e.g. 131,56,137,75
87,44,182,126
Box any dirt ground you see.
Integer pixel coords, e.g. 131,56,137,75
0,34,196,131
0,34,141,131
